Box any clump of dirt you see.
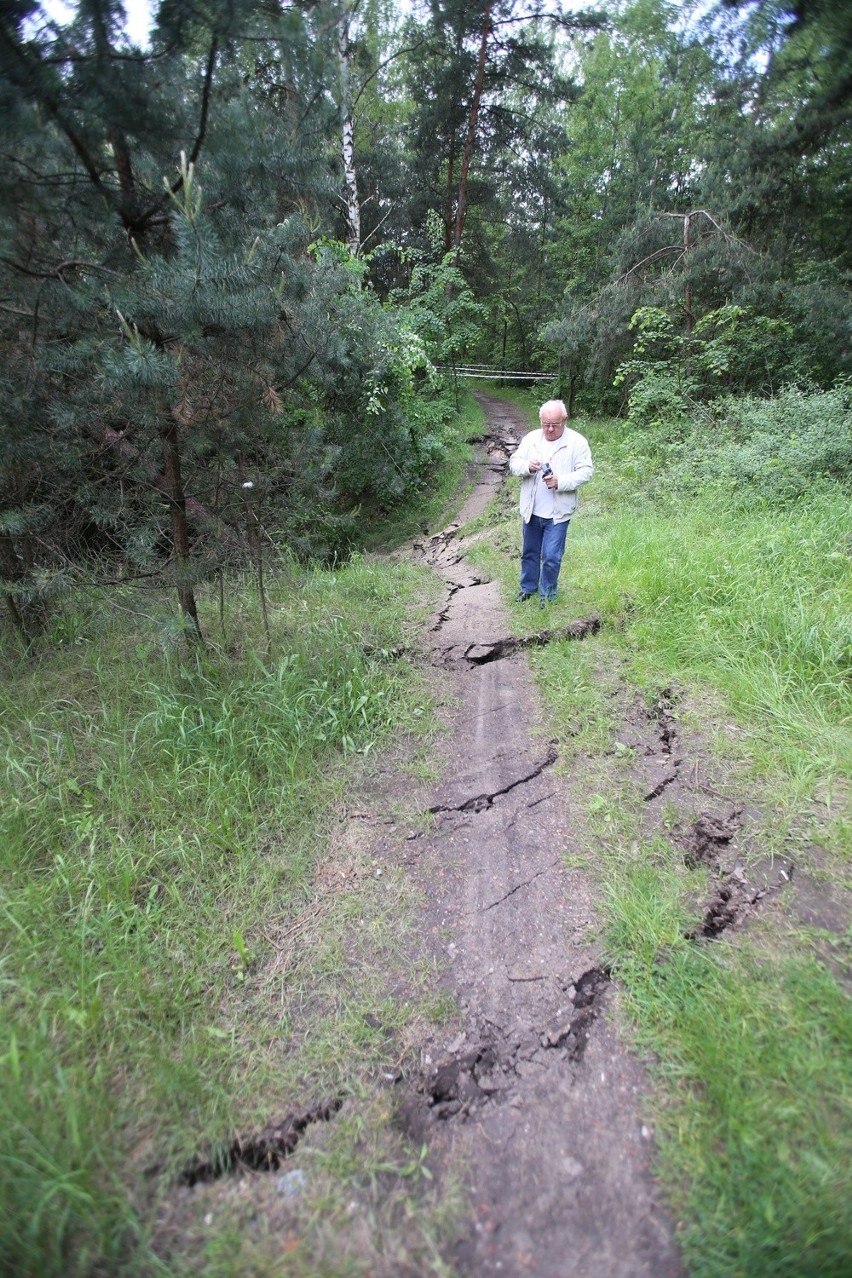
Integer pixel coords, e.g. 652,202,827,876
682,811,741,870
397,966,612,1136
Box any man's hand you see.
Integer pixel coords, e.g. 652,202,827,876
544,471,557,489
529,460,541,473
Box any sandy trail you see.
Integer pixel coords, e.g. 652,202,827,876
395,394,684,1277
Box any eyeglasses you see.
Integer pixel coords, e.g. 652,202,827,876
541,418,566,429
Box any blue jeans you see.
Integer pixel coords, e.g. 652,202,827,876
520,515,570,600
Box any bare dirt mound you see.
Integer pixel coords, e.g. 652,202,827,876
389,395,684,1277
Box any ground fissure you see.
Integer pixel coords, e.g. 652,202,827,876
160,393,849,1274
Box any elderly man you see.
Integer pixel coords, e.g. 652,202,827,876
508,399,594,603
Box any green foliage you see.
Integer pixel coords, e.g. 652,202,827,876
541,0,852,410
671,384,852,503
607,380,852,507
0,2,485,635
391,233,487,368
614,303,800,429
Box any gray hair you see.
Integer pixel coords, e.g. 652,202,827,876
539,399,568,421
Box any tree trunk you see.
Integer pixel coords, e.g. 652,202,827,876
339,10,361,257
453,4,492,257
683,211,694,333
443,134,457,255
160,418,203,644
95,422,239,548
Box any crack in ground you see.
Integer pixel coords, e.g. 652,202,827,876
177,1099,343,1186
428,745,558,815
688,862,794,939
482,859,561,912
462,615,601,665
675,805,793,939
430,578,487,632
397,968,612,1130
650,687,678,753
617,690,795,943
611,685,792,946
525,792,557,809
643,770,680,801
636,686,682,801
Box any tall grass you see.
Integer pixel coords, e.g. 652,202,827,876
489,391,851,1277
0,553,433,1276
600,848,852,1278
581,493,848,769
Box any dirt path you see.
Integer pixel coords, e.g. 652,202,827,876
387,395,684,1276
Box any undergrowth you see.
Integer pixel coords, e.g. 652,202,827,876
357,384,485,551
0,552,448,1277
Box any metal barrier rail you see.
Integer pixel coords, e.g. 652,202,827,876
438,365,555,381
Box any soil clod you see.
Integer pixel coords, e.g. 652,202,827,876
683,810,741,869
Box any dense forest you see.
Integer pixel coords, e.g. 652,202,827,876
2,0,850,639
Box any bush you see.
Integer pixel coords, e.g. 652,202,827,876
669,384,852,504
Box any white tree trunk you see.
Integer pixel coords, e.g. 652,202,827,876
339,11,361,257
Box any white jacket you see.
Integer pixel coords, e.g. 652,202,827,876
508,426,594,524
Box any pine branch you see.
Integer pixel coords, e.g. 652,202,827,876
134,36,219,232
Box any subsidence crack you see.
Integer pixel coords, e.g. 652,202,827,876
428,745,558,815
482,859,561,912
177,1098,342,1186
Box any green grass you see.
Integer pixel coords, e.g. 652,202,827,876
0,552,453,1276
479,395,851,1276
605,866,852,1278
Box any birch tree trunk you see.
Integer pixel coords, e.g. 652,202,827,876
339,6,361,257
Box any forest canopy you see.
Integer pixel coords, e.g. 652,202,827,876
2,0,850,636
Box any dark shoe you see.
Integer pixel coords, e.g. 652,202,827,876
515,591,535,603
